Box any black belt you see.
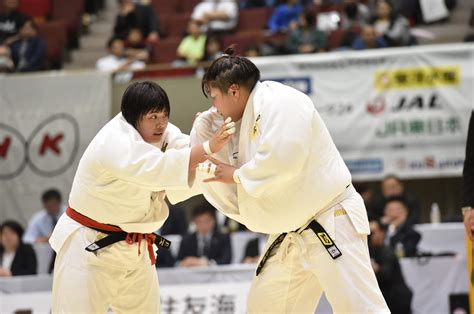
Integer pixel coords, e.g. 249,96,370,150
85,230,171,253
256,220,342,276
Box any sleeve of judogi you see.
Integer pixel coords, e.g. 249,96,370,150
188,108,239,213
235,93,313,198
97,130,191,191
164,123,203,203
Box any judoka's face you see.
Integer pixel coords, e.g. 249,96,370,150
137,111,169,144
208,85,246,122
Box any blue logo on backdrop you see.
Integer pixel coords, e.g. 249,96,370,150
267,77,312,95
345,159,384,174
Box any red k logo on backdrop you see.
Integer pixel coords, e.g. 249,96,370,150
0,113,79,180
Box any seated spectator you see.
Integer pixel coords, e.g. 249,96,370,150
124,28,151,63
242,233,268,264
369,219,413,314
382,196,421,257
351,24,387,50
369,174,421,225
0,0,29,45
203,36,223,61
176,20,207,65
23,189,66,244
113,0,160,43
267,0,303,33
0,220,37,276
9,19,45,72
0,45,14,72
286,12,327,54
371,0,412,47
244,44,262,57
191,0,239,34
177,204,231,267
159,202,189,236
96,37,145,73
240,0,268,9
340,0,370,30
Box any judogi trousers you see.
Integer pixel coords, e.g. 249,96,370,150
52,226,159,313
247,205,389,313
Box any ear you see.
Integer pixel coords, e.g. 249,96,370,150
228,84,240,97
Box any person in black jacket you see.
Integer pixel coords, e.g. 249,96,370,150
0,220,37,276
113,0,160,43
9,19,46,72
177,204,231,267
369,219,413,314
0,0,29,44
382,196,421,257
463,111,474,240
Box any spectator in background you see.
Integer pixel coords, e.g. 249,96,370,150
463,111,474,240
177,204,231,267
176,20,207,65
204,36,223,61
9,19,45,72
369,219,413,314
0,220,37,276
113,0,160,43
351,24,387,50
23,189,65,244
96,37,145,73
267,0,303,33
286,12,327,54
191,0,239,34
244,44,262,57
242,233,268,264
0,45,14,72
159,202,189,236
0,0,29,45
124,27,151,63
382,196,421,257
340,0,370,30
371,0,412,47
369,174,420,225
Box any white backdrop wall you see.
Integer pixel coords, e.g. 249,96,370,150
0,72,110,225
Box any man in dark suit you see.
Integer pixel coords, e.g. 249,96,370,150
242,233,268,264
382,196,421,257
369,219,413,314
177,204,231,267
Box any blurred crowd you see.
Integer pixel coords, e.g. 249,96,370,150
0,0,472,74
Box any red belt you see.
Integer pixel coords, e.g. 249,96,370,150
66,206,158,265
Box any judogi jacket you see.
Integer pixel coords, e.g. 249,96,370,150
50,113,195,252
191,81,370,235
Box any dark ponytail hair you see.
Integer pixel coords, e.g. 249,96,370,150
201,45,260,97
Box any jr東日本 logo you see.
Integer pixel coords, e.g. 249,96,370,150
0,113,79,180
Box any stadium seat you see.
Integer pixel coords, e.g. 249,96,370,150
151,37,181,64
151,0,179,15
161,13,192,38
37,19,67,69
236,7,272,32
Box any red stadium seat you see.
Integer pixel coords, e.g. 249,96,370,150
161,13,191,38
236,7,272,32
180,0,200,13
18,0,51,19
51,0,83,49
151,37,181,64
37,20,67,69
151,0,179,15
328,29,346,50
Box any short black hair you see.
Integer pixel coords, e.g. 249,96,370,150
202,46,260,97
121,81,170,128
385,195,408,210
106,37,123,49
42,189,61,203
0,220,24,243
191,203,216,220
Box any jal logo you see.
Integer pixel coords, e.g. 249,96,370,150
366,96,386,115
0,113,79,180
394,93,443,111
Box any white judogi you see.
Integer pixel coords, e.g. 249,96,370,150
191,81,389,313
50,113,196,313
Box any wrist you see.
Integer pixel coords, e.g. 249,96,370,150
203,141,213,155
233,169,241,184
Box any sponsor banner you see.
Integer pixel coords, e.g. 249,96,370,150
253,44,474,180
0,282,251,314
0,72,110,224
